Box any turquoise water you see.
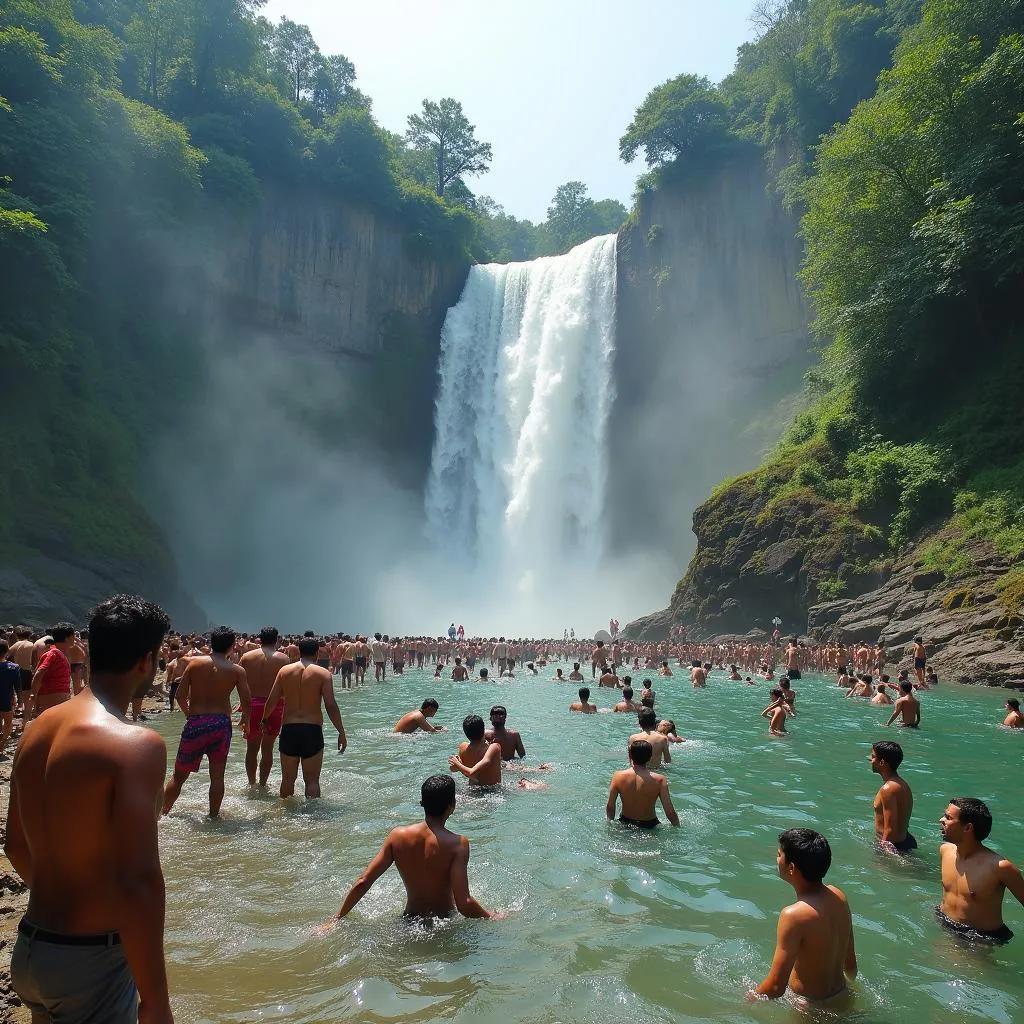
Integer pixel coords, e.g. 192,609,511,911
154,668,1024,1023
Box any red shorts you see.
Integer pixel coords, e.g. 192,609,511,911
250,698,284,739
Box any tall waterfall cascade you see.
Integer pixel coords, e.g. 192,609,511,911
425,234,617,589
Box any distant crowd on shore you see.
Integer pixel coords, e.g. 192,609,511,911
2,604,1023,1021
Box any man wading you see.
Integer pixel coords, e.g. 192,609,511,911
7,595,173,1024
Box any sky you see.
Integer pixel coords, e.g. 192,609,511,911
263,0,758,222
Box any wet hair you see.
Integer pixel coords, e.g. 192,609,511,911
622,687,633,700
628,739,653,766
297,636,319,658
490,705,506,717
779,828,831,883
259,626,279,645
210,626,236,654
950,797,993,840
622,675,631,686
640,694,654,708
573,663,580,671
899,680,913,693
638,708,657,729
421,699,439,711
1007,698,1021,711
578,687,590,701
463,714,485,741
779,679,791,691
770,688,783,699
642,679,652,689
420,775,456,816
872,740,904,770
479,668,489,679
50,622,75,643
881,674,891,684
87,595,170,674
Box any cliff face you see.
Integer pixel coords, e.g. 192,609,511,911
610,153,811,572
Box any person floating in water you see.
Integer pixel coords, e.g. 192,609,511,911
320,775,499,927
869,741,916,854
753,829,857,1003
605,739,679,828
937,798,1024,944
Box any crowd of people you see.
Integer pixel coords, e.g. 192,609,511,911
1,601,1022,1021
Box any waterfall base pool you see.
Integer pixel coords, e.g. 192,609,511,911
155,668,1024,1023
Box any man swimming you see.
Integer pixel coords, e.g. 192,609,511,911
886,680,921,728
569,687,597,714
1003,699,1024,728
394,699,447,734
262,635,347,799
869,741,916,853
448,714,502,787
320,775,499,925
605,739,679,828
239,626,290,787
937,798,1024,944
629,708,671,767
753,829,857,1003
163,625,251,818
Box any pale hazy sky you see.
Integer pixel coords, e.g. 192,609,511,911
263,0,757,221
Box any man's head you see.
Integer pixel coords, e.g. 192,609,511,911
622,686,633,701
638,708,657,730
489,705,506,725
462,714,485,741
770,688,783,700
640,693,655,709
297,636,319,659
573,663,580,671
259,626,279,646
870,740,903,774
914,636,923,644
779,679,791,692
899,680,913,694
210,626,236,655
622,675,631,687
777,828,831,885
479,668,489,680
421,698,439,716
50,622,75,646
942,797,992,843
628,739,653,766
642,679,652,690
1006,698,1020,712
87,595,170,697
578,687,590,702
0,640,8,658
420,775,456,818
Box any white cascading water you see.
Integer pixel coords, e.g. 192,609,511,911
425,233,617,594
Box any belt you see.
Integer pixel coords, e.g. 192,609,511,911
19,918,121,946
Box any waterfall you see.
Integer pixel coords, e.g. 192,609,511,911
425,234,617,591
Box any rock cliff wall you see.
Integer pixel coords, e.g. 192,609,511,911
610,153,811,572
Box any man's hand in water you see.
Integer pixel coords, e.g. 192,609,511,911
337,733,346,753
315,917,340,936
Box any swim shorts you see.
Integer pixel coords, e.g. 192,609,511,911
619,816,659,829
250,698,284,739
891,832,918,853
19,667,32,692
935,906,1013,944
787,668,802,679
355,656,367,669
914,658,926,670
341,660,354,675
11,918,137,1024
279,723,325,759
316,658,330,669
174,714,232,774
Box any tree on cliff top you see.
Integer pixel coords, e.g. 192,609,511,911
619,73,732,167
405,97,492,198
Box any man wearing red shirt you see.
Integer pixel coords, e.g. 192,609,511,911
30,624,75,719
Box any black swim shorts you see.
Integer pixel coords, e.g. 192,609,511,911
891,832,918,853
619,815,659,829
279,723,325,760
935,906,1013,944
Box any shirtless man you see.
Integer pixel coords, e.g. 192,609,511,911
67,631,87,695
779,677,796,708
937,798,1024,944
629,708,671,767
338,635,355,689
239,626,290,787
568,663,584,682
911,636,927,685
871,683,893,705
321,776,497,926
569,687,597,714
785,639,802,680
394,699,447,734
762,689,792,735
886,680,921,728
690,661,707,687
753,829,857,1002
658,660,673,677
7,595,173,1024
590,641,607,679
8,627,34,712
484,705,525,760
448,714,502,787
870,740,916,853
370,633,388,682
163,626,251,818
1003,699,1024,728
262,635,347,799
493,637,509,677
613,686,640,713
606,739,679,828
30,624,76,719
352,635,370,686
598,664,619,688
451,657,469,682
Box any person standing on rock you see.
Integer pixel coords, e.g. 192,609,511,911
911,637,927,686
7,595,174,1024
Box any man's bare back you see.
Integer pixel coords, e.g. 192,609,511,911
177,655,248,718
240,646,289,701
628,729,670,767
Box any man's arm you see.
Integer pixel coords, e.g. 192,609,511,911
4,751,32,884
662,741,671,764
754,908,801,999
114,734,173,1021
844,909,858,979
419,713,445,734
453,743,502,780
322,679,347,752
175,664,192,716
998,858,1024,909
450,837,493,918
327,836,395,923
234,669,252,737
885,702,900,727
659,777,680,827
514,733,526,758
606,778,619,820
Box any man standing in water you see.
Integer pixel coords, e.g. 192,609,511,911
753,829,857,1003
262,635,347,799
320,775,498,926
163,626,251,818
886,680,921,728
606,739,679,828
937,798,1024,943
629,708,671,767
239,626,290,788
448,714,502,787
484,705,525,760
869,741,916,853
7,595,173,1024
569,687,597,714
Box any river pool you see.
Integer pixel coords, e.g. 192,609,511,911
154,666,1024,1024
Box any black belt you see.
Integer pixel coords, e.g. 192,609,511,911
19,918,121,946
